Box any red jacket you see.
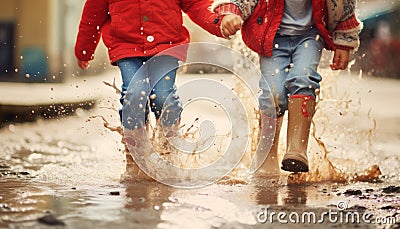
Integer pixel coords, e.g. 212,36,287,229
216,0,360,56
75,0,223,64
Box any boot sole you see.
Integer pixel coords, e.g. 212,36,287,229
281,159,309,172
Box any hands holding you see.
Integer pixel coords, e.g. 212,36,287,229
330,48,350,70
221,14,243,38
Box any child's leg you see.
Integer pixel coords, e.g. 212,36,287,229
259,34,292,117
147,55,182,127
256,34,292,175
284,30,324,98
281,29,324,172
116,57,150,130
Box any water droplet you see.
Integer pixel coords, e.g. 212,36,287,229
141,91,146,96
25,73,30,78
83,50,87,55
165,76,170,81
149,94,157,100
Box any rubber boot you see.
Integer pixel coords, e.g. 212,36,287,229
123,128,155,181
153,119,181,164
281,95,316,172
256,114,284,176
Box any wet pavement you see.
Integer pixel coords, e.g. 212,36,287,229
0,70,399,228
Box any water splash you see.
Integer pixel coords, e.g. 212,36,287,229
228,34,382,185
93,40,383,187
286,70,381,185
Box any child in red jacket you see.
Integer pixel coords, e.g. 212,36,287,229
214,0,362,174
75,0,224,150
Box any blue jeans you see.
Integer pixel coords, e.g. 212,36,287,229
116,55,182,129
259,28,324,117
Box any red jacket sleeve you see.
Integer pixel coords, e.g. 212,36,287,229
74,0,109,61
181,0,224,38
214,3,242,18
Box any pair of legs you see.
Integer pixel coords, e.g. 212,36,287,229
257,28,324,174
116,55,182,179
116,55,182,130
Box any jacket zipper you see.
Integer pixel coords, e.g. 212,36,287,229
260,0,278,56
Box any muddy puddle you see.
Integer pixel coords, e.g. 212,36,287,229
0,71,399,228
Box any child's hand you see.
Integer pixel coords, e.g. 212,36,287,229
78,60,90,70
330,48,350,70
221,14,243,38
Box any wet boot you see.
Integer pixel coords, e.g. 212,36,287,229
281,95,316,173
157,120,181,163
256,114,284,176
123,128,155,181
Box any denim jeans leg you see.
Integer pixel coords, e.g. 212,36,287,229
147,55,182,126
259,35,291,117
285,31,324,97
117,57,150,129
